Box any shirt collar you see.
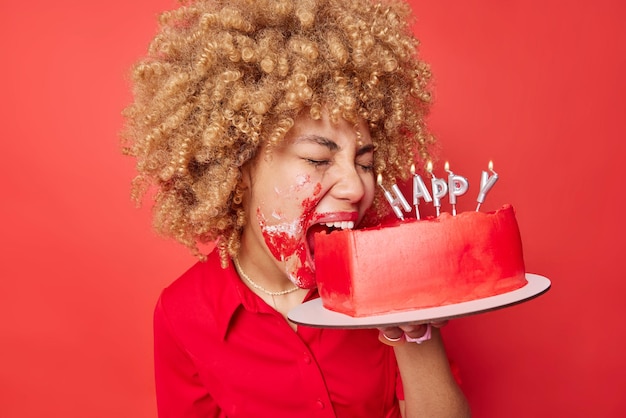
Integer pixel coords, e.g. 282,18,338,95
213,257,247,341
213,254,318,340
214,256,283,340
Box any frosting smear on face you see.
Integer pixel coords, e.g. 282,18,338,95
240,110,375,291
256,182,323,288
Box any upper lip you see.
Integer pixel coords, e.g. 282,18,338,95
312,211,359,225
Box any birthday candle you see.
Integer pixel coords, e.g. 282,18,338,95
445,161,469,216
427,162,448,217
377,174,411,220
411,164,433,220
476,160,499,211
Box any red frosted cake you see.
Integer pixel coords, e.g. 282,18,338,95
314,204,527,317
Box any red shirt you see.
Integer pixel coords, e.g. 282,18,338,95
154,250,403,417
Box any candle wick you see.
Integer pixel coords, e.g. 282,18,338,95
378,180,390,194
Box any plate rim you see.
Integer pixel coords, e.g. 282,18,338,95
287,273,551,329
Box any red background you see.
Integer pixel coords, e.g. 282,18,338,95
1,0,624,416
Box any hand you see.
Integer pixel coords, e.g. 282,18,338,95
378,320,448,346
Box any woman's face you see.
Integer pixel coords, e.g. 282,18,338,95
240,111,376,288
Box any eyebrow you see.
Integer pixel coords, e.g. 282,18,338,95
296,134,339,151
356,143,375,157
296,134,374,156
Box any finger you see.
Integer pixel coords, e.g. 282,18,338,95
378,327,405,346
378,330,405,346
399,323,428,337
398,324,417,333
379,326,404,340
404,323,432,344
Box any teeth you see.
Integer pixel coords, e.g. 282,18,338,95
322,221,354,230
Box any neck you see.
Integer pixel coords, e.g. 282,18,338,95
233,257,300,297
233,257,306,328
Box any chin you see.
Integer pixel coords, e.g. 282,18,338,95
285,254,317,289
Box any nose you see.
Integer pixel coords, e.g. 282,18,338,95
329,161,366,203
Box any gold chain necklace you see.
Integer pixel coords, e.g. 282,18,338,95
233,258,300,296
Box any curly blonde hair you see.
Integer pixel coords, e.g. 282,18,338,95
122,0,435,266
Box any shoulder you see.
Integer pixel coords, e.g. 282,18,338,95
156,250,240,343
160,251,223,309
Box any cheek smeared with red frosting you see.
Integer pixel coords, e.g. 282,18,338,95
258,182,322,288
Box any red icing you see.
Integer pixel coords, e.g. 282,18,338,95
314,204,527,317
257,182,323,288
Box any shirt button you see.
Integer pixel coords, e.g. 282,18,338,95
315,399,325,410
303,354,311,364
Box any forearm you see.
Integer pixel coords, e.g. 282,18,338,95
395,328,470,418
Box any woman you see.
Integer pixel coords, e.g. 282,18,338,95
122,0,470,416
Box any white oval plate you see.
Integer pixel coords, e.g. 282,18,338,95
288,273,551,329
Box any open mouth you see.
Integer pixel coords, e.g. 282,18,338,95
305,220,356,261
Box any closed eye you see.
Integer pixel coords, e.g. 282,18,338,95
305,158,331,167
